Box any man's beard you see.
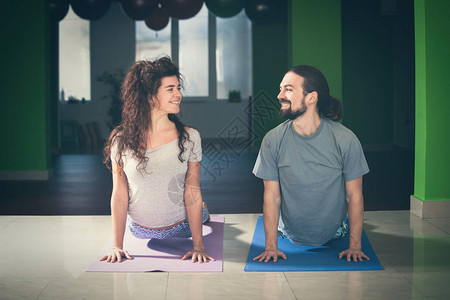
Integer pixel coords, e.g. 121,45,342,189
279,97,307,120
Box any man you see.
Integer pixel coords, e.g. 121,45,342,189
252,65,370,263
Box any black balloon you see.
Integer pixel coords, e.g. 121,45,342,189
205,0,244,18
244,0,281,23
50,0,70,22
121,0,159,20
145,7,170,31
71,0,112,21
161,0,204,20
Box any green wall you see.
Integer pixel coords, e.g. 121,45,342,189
0,0,52,172
291,0,342,102
414,0,450,201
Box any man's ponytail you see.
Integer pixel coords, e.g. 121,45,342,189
317,95,343,121
290,65,343,122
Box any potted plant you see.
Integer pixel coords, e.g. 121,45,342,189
228,90,241,103
67,95,80,104
97,69,125,129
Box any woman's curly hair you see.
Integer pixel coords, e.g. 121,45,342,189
103,56,190,172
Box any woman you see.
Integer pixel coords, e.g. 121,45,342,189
100,57,213,263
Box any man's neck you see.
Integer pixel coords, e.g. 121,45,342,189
292,111,321,137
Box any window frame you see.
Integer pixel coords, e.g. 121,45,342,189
171,11,250,102
58,7,91,103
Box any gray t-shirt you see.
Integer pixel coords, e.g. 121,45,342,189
253,118,369,246
112,128,202,228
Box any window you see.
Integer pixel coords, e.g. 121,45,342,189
136,19,171,61
136,5,251,100
216,11,252,100
59,7,90,101
178,6,209,97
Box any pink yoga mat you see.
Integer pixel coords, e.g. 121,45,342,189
87,216,224,272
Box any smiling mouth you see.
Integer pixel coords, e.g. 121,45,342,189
279,101,291,109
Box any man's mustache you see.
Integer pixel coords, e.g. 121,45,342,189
279,99,291,105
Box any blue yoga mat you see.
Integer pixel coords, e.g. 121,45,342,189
245,217,383,272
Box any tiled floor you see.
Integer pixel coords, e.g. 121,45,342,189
1,211,449,299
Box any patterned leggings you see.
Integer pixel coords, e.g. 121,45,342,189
278,216,349,240
333,215,349,239
127,205,210,239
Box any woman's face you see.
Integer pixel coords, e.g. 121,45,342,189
152,75,182,114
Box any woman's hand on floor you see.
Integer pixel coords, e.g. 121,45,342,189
181,249,215,263
100,247,133,263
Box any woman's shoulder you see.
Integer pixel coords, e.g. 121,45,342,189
183,127,201,145
184,126,200,135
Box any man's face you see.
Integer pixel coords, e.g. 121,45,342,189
278,72,308,120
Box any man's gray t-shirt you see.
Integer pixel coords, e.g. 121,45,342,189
253,118,369,246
